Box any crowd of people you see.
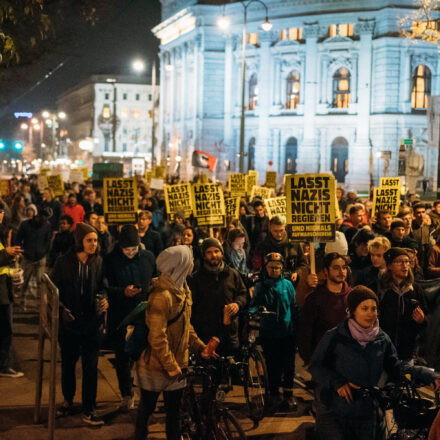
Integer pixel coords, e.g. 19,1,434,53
1,175,440,439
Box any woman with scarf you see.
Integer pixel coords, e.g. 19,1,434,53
250,252,298,412
134,245,208,440
310,286,440,440
224,229,250,283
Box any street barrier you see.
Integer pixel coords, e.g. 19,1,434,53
34,273,59,440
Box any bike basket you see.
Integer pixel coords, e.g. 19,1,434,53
393,397,437,429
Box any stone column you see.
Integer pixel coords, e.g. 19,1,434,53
256,31,273,175
345,19,375,191
297,23,320,173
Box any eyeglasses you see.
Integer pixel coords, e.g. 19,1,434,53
393,259,410,266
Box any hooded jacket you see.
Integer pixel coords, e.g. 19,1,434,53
189,263,247,352
137,274,204,374
15,217,52,261
310,320,435,419
298,281,351,365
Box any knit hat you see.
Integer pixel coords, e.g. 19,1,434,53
119,224,140,248
26,204,38,216
347,286,379,316
325,231,348,255
384,247,409,266
351,228,375,246
74,222,97,247
390,219,405,231
201,237,223,255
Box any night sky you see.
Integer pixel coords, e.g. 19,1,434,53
0,0,161,138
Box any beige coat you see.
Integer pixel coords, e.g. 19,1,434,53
137,274,204,376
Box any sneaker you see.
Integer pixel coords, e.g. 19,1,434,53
119,395,134,412
0,367,24,378
56,401,74,417
82,411,104,426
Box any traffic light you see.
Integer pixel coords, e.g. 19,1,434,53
13,141,23,150
0,141,5,150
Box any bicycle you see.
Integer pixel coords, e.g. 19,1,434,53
358,378,440,439
180,357,247,440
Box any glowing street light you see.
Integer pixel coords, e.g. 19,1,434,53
13,142,23,150
33,124,41,131
261,17,272,31
31,118,38,125
42,111,50,119
132,59,146,73
20,123,29,130
58,111,66,119
217,15,230,31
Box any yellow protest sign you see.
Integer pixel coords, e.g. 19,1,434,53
40,168,50,176
264,196,286,219
198,174,208,184
0,180,12,197
80,167,89,181
380,177,402,189
228,173,246,197
103,178,139,224
251,185,272,200
265,171,277,188
145,171,153,183
286,173,336,242
37,175,48,191
224,196,240,221
47,175,64,196
246,171,258,195
153,165,166,179
372,187,400,217
191,183,225,226
164,183,193,218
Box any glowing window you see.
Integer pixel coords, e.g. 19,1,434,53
121,108,128,118
247,33,258,45
332,67,351,109
411,65,431,110
133,109,141,119
280,29,287,40
286,70,300,109
329,24,354,37
289,27,302,40
248,74,258,110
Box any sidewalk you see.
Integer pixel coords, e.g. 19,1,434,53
0,300,314,440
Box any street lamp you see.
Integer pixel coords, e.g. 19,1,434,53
218,0,272,173
106,78,117,153
132,59,146,73
41,110,67,159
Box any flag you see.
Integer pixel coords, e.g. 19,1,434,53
192,150,217,172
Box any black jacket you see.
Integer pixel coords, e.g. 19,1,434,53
40,199,62,232
52,249,107,335
189,263,247,353
48,230,74,267
16,218,52,261
104,246,156,330
0,247,14,305
140,227,163,257
81,201,104,216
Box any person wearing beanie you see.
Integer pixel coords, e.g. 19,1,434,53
324,231,348,256
387,219,419,250
378,247,428,361
25,203,38,219
104,223,156,412
52,222,108,425
189,236,247,355
310,283,439,440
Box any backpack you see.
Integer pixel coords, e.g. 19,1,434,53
124,296,187,361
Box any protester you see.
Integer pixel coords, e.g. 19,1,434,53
52,223,109,425
134,245,207,440
40,188,62,233
48,214,74,268
63,193,85,227
104,224,156,412
189,237,247,355
136,210,163,257
310,286,440,440
372,209,392,236
81,188,103,216
250,252,297,411
223,229,250,283
340,203,365,243
429,200,440,229
246,200,269,251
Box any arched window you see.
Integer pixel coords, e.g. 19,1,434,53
411,65,431,110
248,137,256,171
330,137,349,182
248,74,258,110
332,67,351,109
285,137,298,174
286,71,300,109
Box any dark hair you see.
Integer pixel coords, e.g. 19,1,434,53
228,229,246,243
413,203,426,213
68,192,77,199
434,200,440,208
349,203,364,216
60,214,74,226
376,209,391,219
269,215,286,226
136,209,152,221
84,211,98,222
253,200,264,209
323,252,350,270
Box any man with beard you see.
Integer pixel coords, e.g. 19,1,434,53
298,252,352,366
246,200,269,252
252,215,305,284
189,238,247,355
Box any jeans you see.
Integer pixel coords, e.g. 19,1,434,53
134,388,183,440
0,304,12,370
260,335,296,397
59,331,101,413
21,257,46,307
112,327,133,397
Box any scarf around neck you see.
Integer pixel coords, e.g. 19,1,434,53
348,318,379,347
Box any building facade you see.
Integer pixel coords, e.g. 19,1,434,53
153,0,440,190
57,75,155,164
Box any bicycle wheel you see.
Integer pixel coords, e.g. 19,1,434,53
242,347,269,422
212,408,247,440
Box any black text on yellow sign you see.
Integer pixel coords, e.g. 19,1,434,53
47,175,64,196
191,183,225,226
164,183,193,218
224,196,240,221
103,178,139,224
264,196,286,219
372,187,400,217
265,171,277,188
229,173,247,197
286,174,336,242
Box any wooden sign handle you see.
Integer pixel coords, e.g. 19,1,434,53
309,242,316,275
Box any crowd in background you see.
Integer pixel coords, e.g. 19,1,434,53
1,174,440,439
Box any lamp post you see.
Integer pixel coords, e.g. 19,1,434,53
132,58,157,169
42,111,66,159
218,0,272,173
106,78,117,153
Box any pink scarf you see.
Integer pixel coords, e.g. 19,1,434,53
348,318,379,347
